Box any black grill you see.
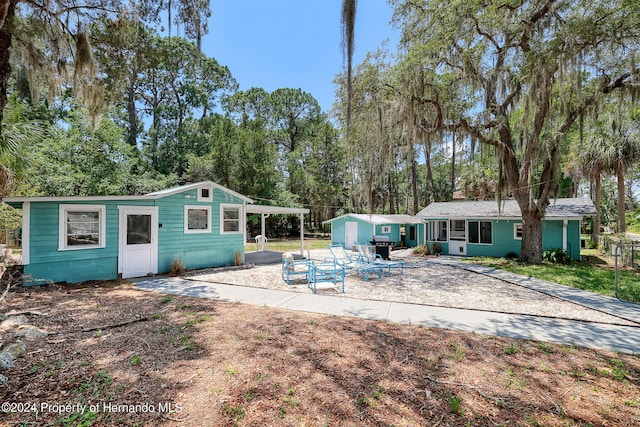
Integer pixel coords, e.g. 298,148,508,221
370,235,393,260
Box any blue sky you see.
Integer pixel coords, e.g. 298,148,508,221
203,0,400,112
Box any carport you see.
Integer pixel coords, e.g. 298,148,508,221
245,205,310,256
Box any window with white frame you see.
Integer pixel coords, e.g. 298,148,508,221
197,186,213,202
221,204,242,234
59,205,106,250
381,225,391,234
184,205,211,233
468,220,492,244
428,220,448,241
514,223,523,240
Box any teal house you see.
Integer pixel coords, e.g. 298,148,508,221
3,181,253,284
323,214,425,249
417,198,596,260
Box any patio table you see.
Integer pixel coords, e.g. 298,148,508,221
310,262,345,293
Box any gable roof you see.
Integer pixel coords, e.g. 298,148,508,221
417,198,596,220
147,181,253,203
323,213,423,225
3,181,253,204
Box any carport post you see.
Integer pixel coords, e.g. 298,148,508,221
300,213,304,256
260,214,266,250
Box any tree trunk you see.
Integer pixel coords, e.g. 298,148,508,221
520,208,544,263
410,150,418,215
388,172,395,214
450,132,456,192
0,0,14,135
126,83,138,147
616,162,626,233
424,140,433,203
593,170,602,242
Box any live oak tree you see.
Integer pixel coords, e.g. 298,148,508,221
388,0,640,262
0,0,210,197
0,0,210,138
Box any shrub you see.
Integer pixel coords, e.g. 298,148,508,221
234,251,243,266
432,242,442,255
169,258,185,276
542,248,571,264
413,244,430,256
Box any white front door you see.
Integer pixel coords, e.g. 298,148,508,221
345,221,358,250
118,206,158,279
449,219,467,255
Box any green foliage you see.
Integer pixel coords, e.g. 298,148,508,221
470,257,640,303
448,394,462,414
627,209,640,233
56,411,98,427
541,248,572,265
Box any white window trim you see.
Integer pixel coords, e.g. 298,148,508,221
514,223,523,240
220,203,243,235
467,220,493,245
58,204,106,251
381,225,391,234
197,186,213,203
184,205,212,234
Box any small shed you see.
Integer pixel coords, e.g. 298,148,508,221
323,213,425,250
3,181,255,284
417,198,596,260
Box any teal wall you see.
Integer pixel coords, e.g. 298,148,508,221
330,216,424,248
22,187,247,285
425,218,582,260
330,217,375,248
156,188,245,272
466,219,522,258
24,201,148,284
374,223,401,244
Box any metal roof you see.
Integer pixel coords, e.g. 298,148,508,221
246,205,309,215
417,197,597,219
3,181,254,204
323,213,423,225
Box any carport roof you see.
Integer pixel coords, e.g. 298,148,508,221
246,205,310,215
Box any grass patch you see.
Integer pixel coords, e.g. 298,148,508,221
244,237,330,253
467,256,640,303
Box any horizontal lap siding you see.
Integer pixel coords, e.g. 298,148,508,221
331,220,346,246
566,221,581,260
542,220,563,250
542,220,581,260
356,220,374,245
156,189,245,273
374,224,400,245
331,218,374,248
467,219,521,258
25,201,153,284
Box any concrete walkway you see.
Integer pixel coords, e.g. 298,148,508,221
133,254,640,355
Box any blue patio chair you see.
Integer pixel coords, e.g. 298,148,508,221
281,252,312,286
327,244,382,282
355,242,405,276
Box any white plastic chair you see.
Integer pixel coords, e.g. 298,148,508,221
255,235,268,251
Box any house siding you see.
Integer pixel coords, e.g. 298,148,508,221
424,218,582,260
155,188,246,272
330,217,374,248
19,185,248,285
466,219,522,258
329,216,424,248
25,201,153,284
